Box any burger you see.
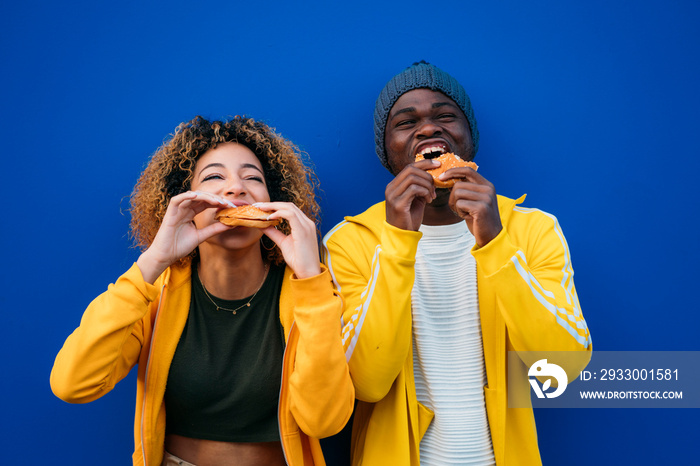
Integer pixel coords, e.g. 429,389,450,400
415,151,478,188
214,205,280,228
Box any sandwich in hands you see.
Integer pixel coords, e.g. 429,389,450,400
214,205,280,228
415,151,478,188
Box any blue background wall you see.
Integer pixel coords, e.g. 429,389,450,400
2,1,698,464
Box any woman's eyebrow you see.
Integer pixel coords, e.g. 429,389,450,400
196,162,225,177
241,163,264,174
196,162,264,179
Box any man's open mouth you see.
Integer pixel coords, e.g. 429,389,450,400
416,145,447,159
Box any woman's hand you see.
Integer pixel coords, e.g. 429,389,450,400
254,202,321,279
136,191,235,283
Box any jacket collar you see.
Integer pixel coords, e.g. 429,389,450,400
156,261,192,291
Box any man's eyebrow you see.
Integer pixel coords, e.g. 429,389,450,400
432,102,459,110
432,101,458,110
390,106,416,119
390,101,459,120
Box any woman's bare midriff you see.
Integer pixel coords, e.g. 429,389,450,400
164,434,286,466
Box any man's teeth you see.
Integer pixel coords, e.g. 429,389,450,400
418,147,446,157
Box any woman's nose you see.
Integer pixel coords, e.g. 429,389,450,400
225,177,246,196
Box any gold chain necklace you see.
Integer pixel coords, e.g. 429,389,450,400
200,263,269,315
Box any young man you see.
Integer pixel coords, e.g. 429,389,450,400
323,62,592,465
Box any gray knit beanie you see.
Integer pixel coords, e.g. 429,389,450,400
374,61,479,171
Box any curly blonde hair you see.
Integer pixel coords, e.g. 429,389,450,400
129,115,320,266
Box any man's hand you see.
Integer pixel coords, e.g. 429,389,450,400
441,167,503,247
385,159,438,231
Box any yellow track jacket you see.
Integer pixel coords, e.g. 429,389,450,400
322,195,592,466
50,263,354,466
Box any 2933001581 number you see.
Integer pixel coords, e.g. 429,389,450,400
599,368,678,381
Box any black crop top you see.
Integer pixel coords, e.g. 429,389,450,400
164,263,285,442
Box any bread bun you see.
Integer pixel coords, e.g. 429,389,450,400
214,205,280,228
415,152,478,188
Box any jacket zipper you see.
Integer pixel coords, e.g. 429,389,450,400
277,320,295,465
140,283,167,466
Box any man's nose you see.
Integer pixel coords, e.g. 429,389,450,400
415,120,442,138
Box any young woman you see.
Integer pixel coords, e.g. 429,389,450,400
51,116,354,466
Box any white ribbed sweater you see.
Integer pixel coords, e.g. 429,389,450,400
411,222,496,465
